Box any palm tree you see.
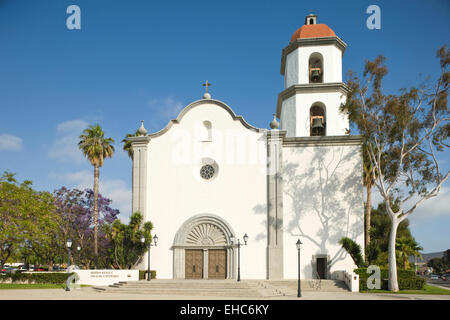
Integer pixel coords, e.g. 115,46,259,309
78,124,115,268
339,237,365,268
396,237,423,270
121,130,139,159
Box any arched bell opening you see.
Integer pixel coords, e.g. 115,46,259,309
309,53,323,84
310,103,326,136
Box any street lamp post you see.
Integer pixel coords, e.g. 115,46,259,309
296,239,302,298
230,233,248,282
77,246,81,266
141,234,158,281
65,239,72,292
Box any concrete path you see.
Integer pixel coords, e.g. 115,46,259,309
0,285,449,300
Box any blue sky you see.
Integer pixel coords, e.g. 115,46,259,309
0,0,449,252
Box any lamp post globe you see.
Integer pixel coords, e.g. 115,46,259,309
153,234,158,245
296,239,302,250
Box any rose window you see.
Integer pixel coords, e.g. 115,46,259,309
200,164,215,180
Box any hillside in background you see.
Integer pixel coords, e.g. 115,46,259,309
410,251,445,264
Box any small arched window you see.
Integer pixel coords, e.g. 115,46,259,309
310,104,326,136
202,120,212,141
309,53,323,84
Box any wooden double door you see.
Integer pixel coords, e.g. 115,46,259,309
185,249,226,279
208,249,227,279
185,250,203,279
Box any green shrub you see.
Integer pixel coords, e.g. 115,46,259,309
139,270,156,280
354,268,415,279
0,272,73,284
355,267,425,291
359,279,389,290
398,277,426,290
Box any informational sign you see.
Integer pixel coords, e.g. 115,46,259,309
73,270,139,286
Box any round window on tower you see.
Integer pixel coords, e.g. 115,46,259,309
200,164,215,180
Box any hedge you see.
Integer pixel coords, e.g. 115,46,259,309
355,268,425,291
0,272,73,284
139,270,156,280
354,268,416,279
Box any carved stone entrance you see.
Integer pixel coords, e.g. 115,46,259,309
172,214,236,279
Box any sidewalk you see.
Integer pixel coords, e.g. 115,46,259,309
0,287,449,300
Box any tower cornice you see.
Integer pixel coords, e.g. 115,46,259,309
129,135,151,146
280,36,347,75
276,82,350,118
282,135,363,147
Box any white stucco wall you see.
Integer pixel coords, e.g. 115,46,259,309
280,95,296,136
285,49,299,88
282,143,364,279
142,101,268,279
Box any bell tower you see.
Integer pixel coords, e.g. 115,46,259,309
277,14,350,137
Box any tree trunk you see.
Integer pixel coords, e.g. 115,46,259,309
0,246,11,270
365,183,372,264
94,165,99,269
388,218,400,291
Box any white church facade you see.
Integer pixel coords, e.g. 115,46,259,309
129,14,364,280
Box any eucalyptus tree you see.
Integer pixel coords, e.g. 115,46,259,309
341,46,449,291
362,143,376,258
78,124,115,267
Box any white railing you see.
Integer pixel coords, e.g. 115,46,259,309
333,270,359,292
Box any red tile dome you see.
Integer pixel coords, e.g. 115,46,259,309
290,24,336,42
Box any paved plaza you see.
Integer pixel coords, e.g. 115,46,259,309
0,279,448,300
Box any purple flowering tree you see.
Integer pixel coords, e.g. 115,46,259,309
53,187,119,269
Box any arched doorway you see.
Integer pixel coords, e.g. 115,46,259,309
172,214,236,279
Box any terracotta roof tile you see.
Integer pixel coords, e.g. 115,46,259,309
290,24,336,42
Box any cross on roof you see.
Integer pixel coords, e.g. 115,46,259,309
202,80,212,93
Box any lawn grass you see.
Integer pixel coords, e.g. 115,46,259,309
361,284,450,295
0,283,91,290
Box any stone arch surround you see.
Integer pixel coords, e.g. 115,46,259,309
172,214,236,279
